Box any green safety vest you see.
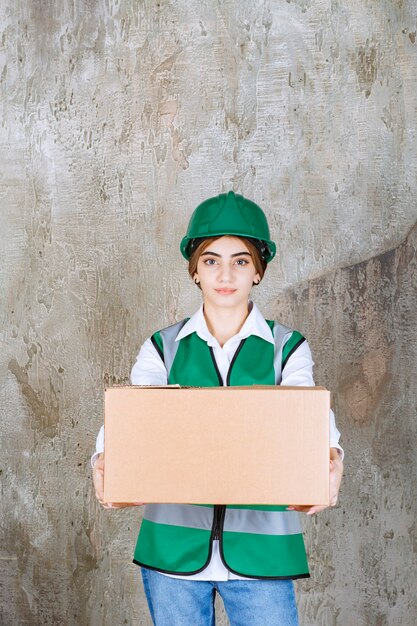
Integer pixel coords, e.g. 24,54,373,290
133,318,310,579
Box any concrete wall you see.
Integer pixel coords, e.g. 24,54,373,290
0,1,416,624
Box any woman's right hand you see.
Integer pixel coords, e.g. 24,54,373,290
92,453,144,509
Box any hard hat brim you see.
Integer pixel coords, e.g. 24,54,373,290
180,233,276,263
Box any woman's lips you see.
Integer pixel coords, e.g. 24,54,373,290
215,288,237,295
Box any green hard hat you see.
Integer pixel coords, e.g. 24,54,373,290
180,191,276,263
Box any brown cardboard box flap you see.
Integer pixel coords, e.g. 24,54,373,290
104,386,330,505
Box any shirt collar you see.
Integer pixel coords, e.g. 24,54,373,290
175,300,274,347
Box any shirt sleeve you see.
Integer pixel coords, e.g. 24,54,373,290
130,336,168,386
91,337,168,467
280,338,344,460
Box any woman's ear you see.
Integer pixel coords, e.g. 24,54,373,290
253,273,261,286
193,274,200,285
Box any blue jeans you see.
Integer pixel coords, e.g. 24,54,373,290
141,568,299,626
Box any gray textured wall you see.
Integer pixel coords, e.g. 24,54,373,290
1,1,416,624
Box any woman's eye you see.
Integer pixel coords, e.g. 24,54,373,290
235,259,248,266
204,258,217,265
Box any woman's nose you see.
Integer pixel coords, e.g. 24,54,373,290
218,265,232,282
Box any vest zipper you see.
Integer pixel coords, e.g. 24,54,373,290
208,347,223,386
209,341,245,545
226,338,247,385
212,505,226,540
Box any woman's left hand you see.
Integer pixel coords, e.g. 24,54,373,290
286,447,343,516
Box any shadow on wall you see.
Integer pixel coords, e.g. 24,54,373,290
271,221,417,624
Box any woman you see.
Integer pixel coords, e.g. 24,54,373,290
93,191,344,625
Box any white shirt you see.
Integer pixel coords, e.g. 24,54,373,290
93,301,343,581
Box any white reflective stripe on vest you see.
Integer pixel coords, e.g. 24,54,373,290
223,509,302,535
144,505,302,536
144,504,213,530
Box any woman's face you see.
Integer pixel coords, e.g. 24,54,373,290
193,236,261,309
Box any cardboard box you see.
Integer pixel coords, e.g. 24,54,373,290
103,386,330,505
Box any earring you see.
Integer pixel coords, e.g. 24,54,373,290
194,278,200,284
